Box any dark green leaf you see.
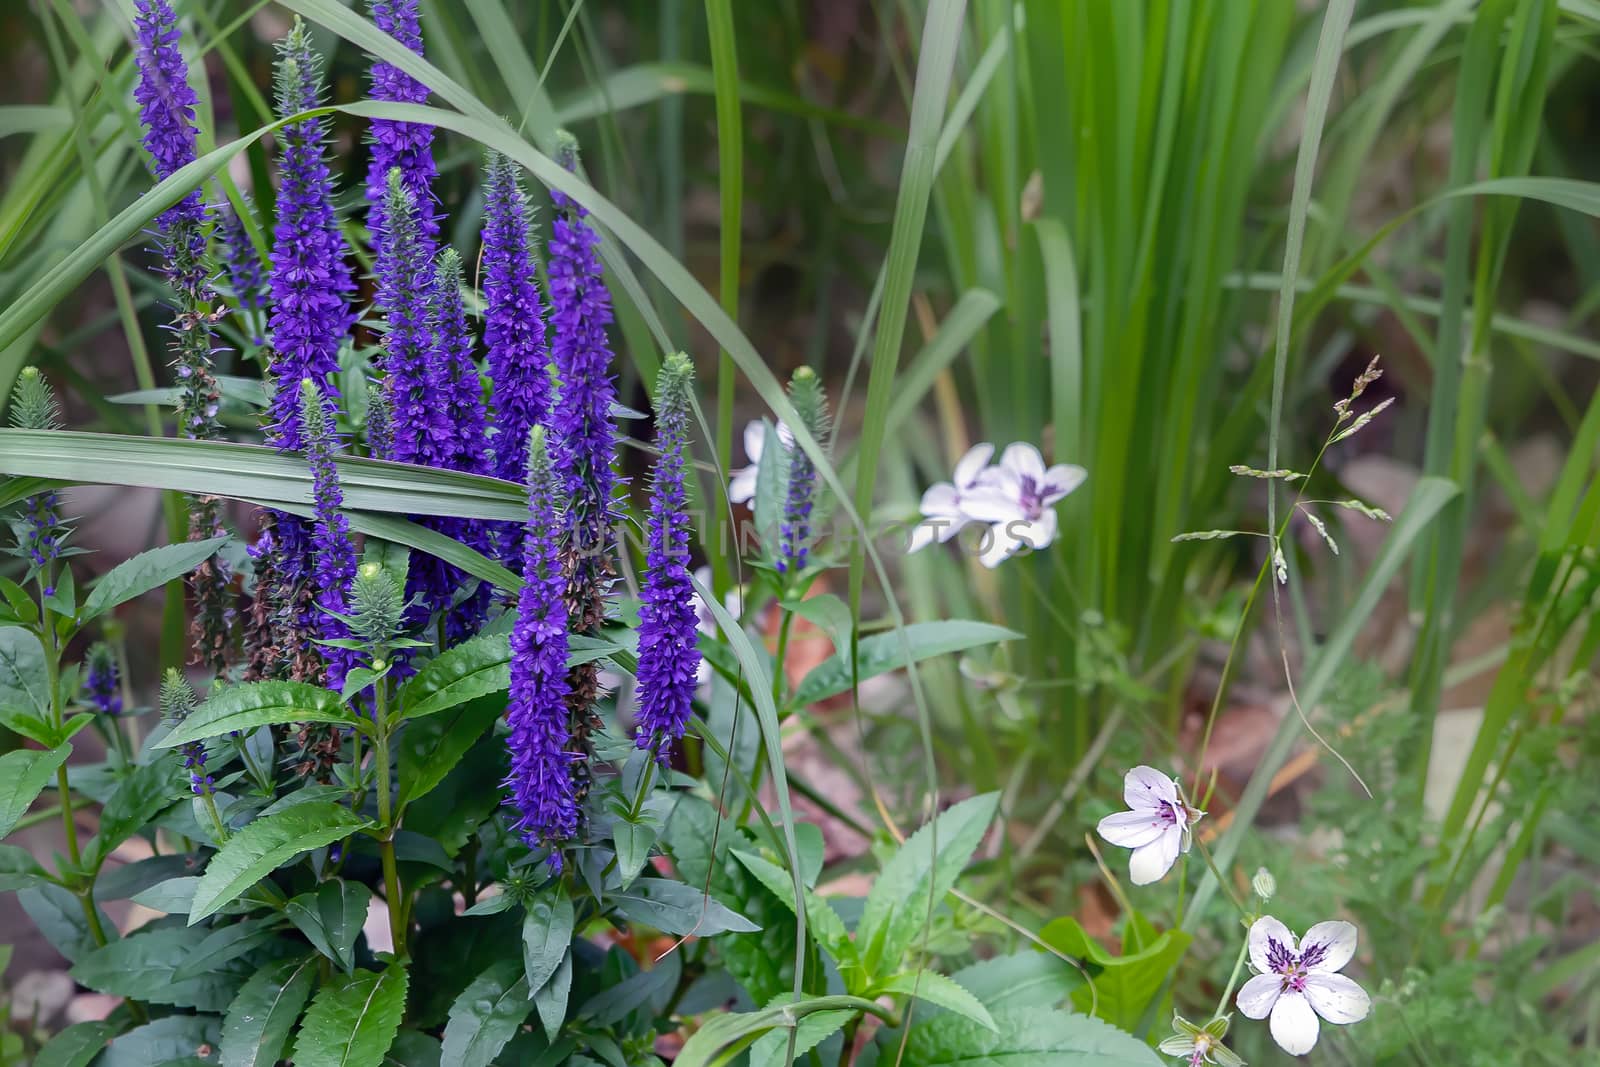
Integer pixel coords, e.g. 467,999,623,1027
32,1020,118,1067
130,876,200,914
96,1015,222,1067
173,915,283,983
157,681,358,751
532,950,571,1043
871,971,995,1031
0,742,69,839
0,577,38,625
70,926,244,1010
79,536,229,622
87,759,179,868
285,880,371,971
857,793,998,978
1041,916,1192,1032
396,632,510,721
793,621,1020,706
397,695,504,807
439,959,533,1067
947,951,1081,1013
385,1031,443,1067
522,886,574,995
613,818,657,887
292,965,411,1067
0,626,51,729
94,853,197,902
19,884,112,962
219,955,318,1067
190,801,372,923
898,1005,1163,1066
610,876,762,936
731,849,859,979
579,951,679,1026
0,842,50,892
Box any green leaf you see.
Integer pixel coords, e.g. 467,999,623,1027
130,876,200,915
157,681,358,750
1041,916,1191,1032
613,818,657,887
190,801,372,923
397,694,504,808
86,758,179,868
220,955,318,1067
731,849,861,980
777,593,852,654
610,876,761,936
439,959,533,1067
396,632,510,721
32,1020,119,1067
0,577,38,626
79,536,229,622
948,951,1081,1013
19,884,111,962
292,965,410,1067
285,880,371,971
673,995,883,1067
70,926,244,1010
385,1031,444,1067
172,915,283,982
747,1006,854,1067
0,626,51,727
872,971,996,1032
94,1015,222,1067
532,950,571,1043
899,1005,1163,1066
857,793,999,978
522,886,574,995
0,742,69,839
0,842,50,892
793,622,1021,706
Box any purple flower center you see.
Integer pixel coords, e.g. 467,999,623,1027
1018,475,1046,519
1156,798,1182,827
1269,935,1330,993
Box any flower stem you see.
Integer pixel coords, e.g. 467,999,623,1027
374,680,406,958
1215,935,1251,1019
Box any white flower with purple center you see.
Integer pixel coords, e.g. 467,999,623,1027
958,443,1086,567
728,419,791,505
907,442,995,554
1095,766,1203,885
1237,916,1370,1056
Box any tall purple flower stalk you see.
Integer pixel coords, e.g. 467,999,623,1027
84,643,123,717
546,134,619,783
300,381,360,694
133,0,231,671
216,198,266,345
366,0,438,247
634,354,701,762
7,369,68,599
268,19,355,452
503,426,578,866
777,367,830,576
482,152,552,486
403,248,492,638
373,170,441,466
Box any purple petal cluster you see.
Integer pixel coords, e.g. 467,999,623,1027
84,643,124,717
503,427,578,864
216,200,266,345
777,367,829,576
482,152,553,504
300,381,360,693
267,21,355,453
634,354,702,762
132,0,203,231
365,0,438,246
372,171,439,465
547,135,620,623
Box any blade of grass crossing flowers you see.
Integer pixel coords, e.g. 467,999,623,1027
704,0,742,590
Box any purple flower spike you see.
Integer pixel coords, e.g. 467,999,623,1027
482,152,552,511
366,0,438,246
299,380,360,694
267,19,355,454
634,354,701,762
373,169,437,466
85,643,124,717
503,426,578,864
777,367,829,576
132,0,202,225
216,199,266,345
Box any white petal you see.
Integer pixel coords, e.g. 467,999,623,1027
1011,510,1058,551
956,486,1026,525
1235,973,1281,1020
1305,973,1370,1024
906,522,939,554
1123,765,1178,811
1040,463,1088,503
999,442,1046,483
742,420,765,463
728,466,758,504
774,420,794,447
952,442,996,488
919,482,962,517
976,524,1015,569
1127,826,1182,885
1269,991,1319,1056
1300,920,1358,973
1095,809,1167,849
1249,915,1298,975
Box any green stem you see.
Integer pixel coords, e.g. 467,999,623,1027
199,790,229,844
1190,834,1250,921
374,682,406,959
1214,935,1251,1019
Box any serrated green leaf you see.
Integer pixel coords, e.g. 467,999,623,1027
397,694,504,808
219,955,318,1067
86,758,179,868
190,801,372,923
0,742,69,839
0,626,50,727
872,971,996,1032
898,1005,1163,1066
674,995,883,1067
293,965,410,1067
747,1006,854,1067
70,926,244,1010
157,681,358,750
731,849,860,980
396,632,511,721
523,886,574,995
793,622,1020,706
79,536,229,622
532,950,571,1042
285,880,371,971
947,951,1081,1013
94,1015,222,1067
857,793,998,978
172,915,283,983
439,959,533,1067
610,876,761,936
32,1020,119,1067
